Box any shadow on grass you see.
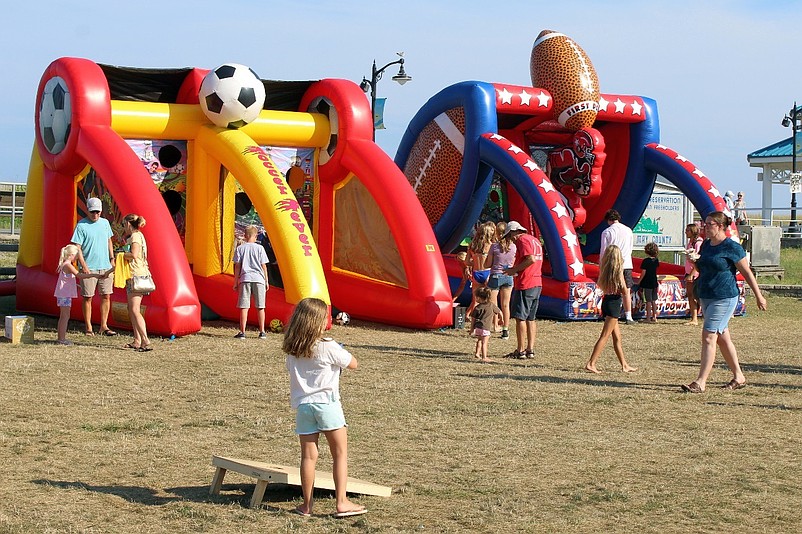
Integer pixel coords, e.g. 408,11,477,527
454,372,670,391
740,362,802,375
30,479,306,508
705,401,802,410
660,357,802,376
350,343,463,359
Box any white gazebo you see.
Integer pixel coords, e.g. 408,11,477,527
747,137,796,225
747,104,800,228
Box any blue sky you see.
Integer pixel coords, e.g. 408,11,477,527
2,0,801,212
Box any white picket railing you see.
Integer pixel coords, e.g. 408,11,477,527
0,182,25,235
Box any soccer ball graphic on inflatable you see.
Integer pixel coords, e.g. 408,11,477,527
199,64,266,129
334,312,350,326
39,76,72,154
269,318,284,333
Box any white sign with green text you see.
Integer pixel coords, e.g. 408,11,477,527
633,192,692,251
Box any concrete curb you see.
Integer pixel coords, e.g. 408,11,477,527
756,285,802,298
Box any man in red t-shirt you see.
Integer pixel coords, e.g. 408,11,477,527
503,221,543,359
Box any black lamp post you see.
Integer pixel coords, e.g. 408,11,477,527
360,53,412,141
781,102,800,231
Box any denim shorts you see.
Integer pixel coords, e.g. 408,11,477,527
295,400,347,435
511,286,542,321
487,273,513,290
700,297,738,334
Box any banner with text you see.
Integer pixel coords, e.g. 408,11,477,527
633,191,690,250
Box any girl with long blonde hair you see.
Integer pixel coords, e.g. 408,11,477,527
466,221,497,315
684,223,703,325
485,221,517,338
585,245,637,373
283,298,366,518
54,244,96,345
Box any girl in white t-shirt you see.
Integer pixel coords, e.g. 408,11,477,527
54,244,95,345
283,298,365,519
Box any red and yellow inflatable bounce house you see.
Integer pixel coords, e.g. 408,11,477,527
16,57,452,335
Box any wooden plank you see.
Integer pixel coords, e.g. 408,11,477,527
211,455,392,502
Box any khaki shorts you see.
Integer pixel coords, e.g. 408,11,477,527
80,270,114,297
237,282,266,309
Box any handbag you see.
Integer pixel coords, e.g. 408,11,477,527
129,234,155,293
132,274,156,293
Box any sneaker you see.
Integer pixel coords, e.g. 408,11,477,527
258,331,267,339
625,319,637,325
500,330,510,340
525,350,535,359
234,332,246,339
517,351,528,360
57,339,73,346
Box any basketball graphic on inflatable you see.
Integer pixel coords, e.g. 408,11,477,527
530,30,600,131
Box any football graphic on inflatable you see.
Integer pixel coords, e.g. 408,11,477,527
199,63,266,129
402,107,466,226
530,30,599,131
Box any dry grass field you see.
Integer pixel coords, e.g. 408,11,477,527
1,294,801,533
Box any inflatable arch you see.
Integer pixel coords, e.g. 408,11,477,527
16,57,452,335
396,79,743,319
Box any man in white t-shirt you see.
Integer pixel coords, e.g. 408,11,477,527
599,209,636,325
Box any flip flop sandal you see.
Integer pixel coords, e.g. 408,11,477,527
125,343,140,349
100,329,118,336
137,345,153,352
681,382,702,393
292,507,311,517
722,379,746,390
84,331,95,336
332,508,367,518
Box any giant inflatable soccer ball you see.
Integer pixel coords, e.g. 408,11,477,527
199,64,266,128
38,76,72,153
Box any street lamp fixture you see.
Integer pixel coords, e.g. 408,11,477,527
782,102,801,230
361,52,412,140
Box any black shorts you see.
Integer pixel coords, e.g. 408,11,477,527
601,294,622,318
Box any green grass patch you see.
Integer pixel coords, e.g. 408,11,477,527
758,247,802,285
81,420,168,435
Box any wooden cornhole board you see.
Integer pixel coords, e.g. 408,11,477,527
210,455,392,508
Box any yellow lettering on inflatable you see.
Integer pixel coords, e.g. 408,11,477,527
196,127,328,303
